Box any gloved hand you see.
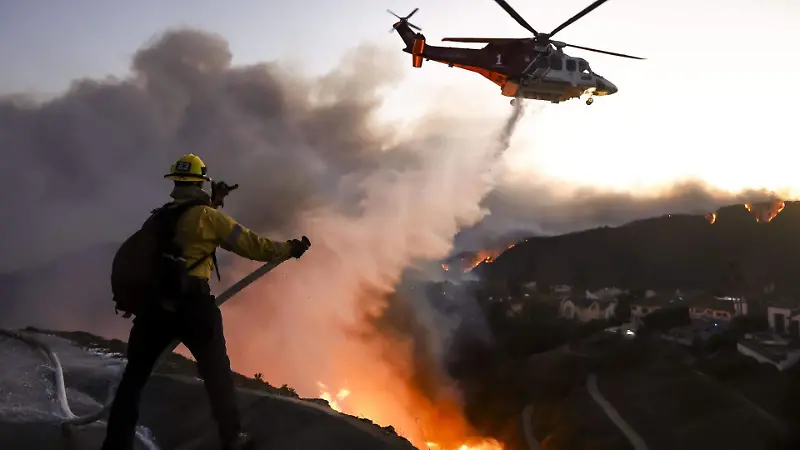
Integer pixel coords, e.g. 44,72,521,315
211,181,239,208
288,236,311,258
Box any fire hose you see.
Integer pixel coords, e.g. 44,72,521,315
0,259,284,444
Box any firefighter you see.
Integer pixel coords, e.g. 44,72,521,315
101,154,310,450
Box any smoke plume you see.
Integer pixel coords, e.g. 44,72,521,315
0,28,522,448
219,94,525,448
454,179,783,253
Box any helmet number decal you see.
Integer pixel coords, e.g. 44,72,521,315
176,161,192,172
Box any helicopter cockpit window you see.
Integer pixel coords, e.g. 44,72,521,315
548,55,563,70
578,61,590,74
566,59,577,71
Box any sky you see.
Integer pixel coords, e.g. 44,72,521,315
3,0,799,197
2,0,799,207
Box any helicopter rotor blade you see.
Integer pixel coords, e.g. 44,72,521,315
548,0,609,39
492,0,538,36
562,43,645,60
442,37,526,43
387,8,422,32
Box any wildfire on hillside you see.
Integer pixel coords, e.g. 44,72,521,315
441,244,517,273
464,244,516,272
316,382,504,450
706,200,786,225
744,200,786,223
296,243,519,450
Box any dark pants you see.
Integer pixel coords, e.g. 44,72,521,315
101,280,241,450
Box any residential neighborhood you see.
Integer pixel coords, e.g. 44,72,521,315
424,275,800,448
471,279,800,449
532,284,800,372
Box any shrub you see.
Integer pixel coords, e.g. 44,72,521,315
277,384,298,397
641,306,690,333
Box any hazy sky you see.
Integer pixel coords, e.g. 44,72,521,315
2,0,798,193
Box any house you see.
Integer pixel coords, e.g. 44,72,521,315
551,285,572,294
714,296,749,315
767,305,800,338
588,287,623,301
737,336,800,371
629,292,698,328
687,296,748,323
559,296,617,323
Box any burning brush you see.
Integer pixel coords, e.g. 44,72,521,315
744,200,786,223
706,200,786,224
443,244,517,273
315,380,505,450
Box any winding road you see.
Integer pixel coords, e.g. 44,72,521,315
586,374,649,450
520,404,540,450
520,338,650,450
520,373,649,450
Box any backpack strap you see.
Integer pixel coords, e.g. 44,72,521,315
184,250,221,281
165,199,222,282
212,251,221,281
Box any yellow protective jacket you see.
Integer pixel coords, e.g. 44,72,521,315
170,187,293,280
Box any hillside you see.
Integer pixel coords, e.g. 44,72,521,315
0,328,414,450
521,334,800,450
479,201,800,294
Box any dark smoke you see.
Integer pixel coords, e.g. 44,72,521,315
454,179,783,252
0,29,407,273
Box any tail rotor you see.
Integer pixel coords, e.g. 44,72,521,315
388,7,421,32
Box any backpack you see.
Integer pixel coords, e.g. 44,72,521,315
110,199,220,318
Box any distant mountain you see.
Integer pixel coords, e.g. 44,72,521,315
443,230,537,273
478,201,800,295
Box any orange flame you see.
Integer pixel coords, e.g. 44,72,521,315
464,244,516,272
315,381,504,450
317,381,351,413
706,212,717,224
426,439,504,450
744,200,785,223
227,234,517,450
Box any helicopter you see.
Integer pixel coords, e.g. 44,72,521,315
389,0,645,106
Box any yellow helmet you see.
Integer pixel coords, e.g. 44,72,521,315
164,154,211,182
